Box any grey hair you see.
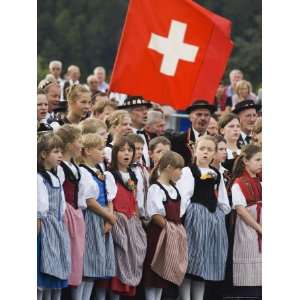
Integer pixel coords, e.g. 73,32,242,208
93,66,106,74
87,74,98,84
146,110,164,125
49,60,62,69
229,69,243,80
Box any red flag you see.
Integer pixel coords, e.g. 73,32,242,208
110,0,233,110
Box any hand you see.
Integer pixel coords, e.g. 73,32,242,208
107,213,117,225
257,224,262,236
103,222,113,234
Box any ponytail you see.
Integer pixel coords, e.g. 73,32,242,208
150,164,160,185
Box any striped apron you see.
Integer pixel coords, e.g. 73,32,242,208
110,183,147,295
83,172,116,279
233,204,262,286
185,203,228,281
39,179,71,282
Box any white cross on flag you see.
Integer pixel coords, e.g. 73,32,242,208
110,0,233,110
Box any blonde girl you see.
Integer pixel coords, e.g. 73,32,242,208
76,133,117,300
177,135,231,300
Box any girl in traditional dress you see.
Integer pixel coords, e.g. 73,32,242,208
37,133,71,300
108,136,147,299
55,124,92,299
218,113,241,172
177,135,231,300
231,144,262,298
76,133,117,300
144,151,187,300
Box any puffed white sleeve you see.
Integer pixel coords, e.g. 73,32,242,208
231,183,247,208
217,174,231,215
104,147,112,164
37,174,49,218
79,167,99,205
104,171,117,202
146,184,166,218
56,165,65,185
176,167,195,217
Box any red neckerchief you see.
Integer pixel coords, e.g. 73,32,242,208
235,170,262,252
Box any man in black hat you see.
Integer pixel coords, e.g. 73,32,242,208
171,100,216,166
232,99,261,147
119,96,153,168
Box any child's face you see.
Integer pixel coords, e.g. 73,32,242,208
87,145,105,165
213,141,227,164
221,118,241,142
97,128,108,145
71,92,91,118
43,147,63,170
37,95,48,121
195,139,216,167
117,143,134,169
68,137,82,159
134,142,144,162
115,117,133,137
244,152,262,176
151,143,171,166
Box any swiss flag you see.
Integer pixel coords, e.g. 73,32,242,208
110,0,233,110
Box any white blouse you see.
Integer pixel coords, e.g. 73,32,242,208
79,167,117,203
147,183,183,218
226,148,241,160
37,171,66,218
176,166,231,215
57,163,95,209
231,183,247,208
132,165,150,218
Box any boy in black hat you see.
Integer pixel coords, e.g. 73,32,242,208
171,100,216,166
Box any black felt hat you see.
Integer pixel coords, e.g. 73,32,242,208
118,96,152,109
186,100,216,114
232,99,261,114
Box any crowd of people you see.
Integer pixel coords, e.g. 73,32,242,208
37,60,262,300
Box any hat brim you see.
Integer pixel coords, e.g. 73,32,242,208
186,104,216,114
118,102,153,110
232,103,261,114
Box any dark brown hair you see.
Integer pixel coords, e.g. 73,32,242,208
232,144,261,179
110,136,136,171
149,136,171,152
126,133,145,145
218,113,239,129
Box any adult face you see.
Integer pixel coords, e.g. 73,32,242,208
145,119,166,136
189,108,211,135
207,117,219,137
50,64,62,79
37,94,48,121
95,69,105,83
46,84,60,112
130,105,149,129
69,68,80,81
88,77,99,93
230,71,243,88
238,108,257,135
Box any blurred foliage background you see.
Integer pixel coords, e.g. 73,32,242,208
38,0,261,89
